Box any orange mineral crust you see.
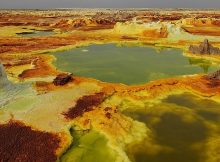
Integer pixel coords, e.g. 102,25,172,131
182,26,220,36
122,75,220,99
18,54,59,79
35,74,220,103
181,18,220,36
0,37,76,54
0,10,219,56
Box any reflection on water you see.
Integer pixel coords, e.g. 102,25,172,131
123,93,220,162
52,44,219,85
165,93,220,122
188,57,215,73
17,30,54,37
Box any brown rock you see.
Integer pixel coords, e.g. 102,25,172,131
92,11,136,25
205,69,220,80
53,73,73,86
105,112,112,119
189,39,220,54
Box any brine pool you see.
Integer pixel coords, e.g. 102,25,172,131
52,44,220,161
17,30,54,37
1,42,220,162
52,44,220,85
60,92,220,162
123,92,220,162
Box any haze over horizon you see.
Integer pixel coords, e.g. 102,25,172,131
0,0,219,9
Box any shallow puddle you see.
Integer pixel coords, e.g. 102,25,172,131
61,129,116,162
17,30,54,37
52,44,219,85
123,93,220,162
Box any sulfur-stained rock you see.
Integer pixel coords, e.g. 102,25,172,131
53,73,73,86
205,69,220,80
92,11,136,25
189,39,220,54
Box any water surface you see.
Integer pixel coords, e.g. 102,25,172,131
53,44,219,85
17,30,54,37
123,93,220,162
61,129,116,162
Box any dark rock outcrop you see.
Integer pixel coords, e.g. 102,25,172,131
53,73,73,86
205,69,220,80
189,39,220,54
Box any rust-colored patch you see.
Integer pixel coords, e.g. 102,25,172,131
104,107,112,112
18,54,58,79
64,92,105,119
207,80,220,88
182,26,220,36
142,26,168,38
0,121,61,162
105,112,112,119
204,77,220,88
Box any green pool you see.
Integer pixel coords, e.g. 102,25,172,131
123,92,220,162
61,129,116,162
52,44,219,85
17,30,54,37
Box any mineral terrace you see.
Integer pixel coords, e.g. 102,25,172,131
0,9,220,162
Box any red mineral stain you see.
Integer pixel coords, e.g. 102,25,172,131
0,121,61,162
104,107,112,111
105,112,112,119
64,92,105,119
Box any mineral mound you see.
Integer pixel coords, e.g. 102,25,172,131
189,39,220,54
206,69,220,80
53,73,73,86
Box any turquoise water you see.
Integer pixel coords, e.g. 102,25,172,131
17,30,54,37
52,44,219,85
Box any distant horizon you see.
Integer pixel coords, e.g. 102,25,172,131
0,0,219,9
0,8,219,10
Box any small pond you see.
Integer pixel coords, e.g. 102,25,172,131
123,92,220,162
52,44,219,85
61,129,117,162
17,29,54,37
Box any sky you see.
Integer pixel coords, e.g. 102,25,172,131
0,0,219,9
